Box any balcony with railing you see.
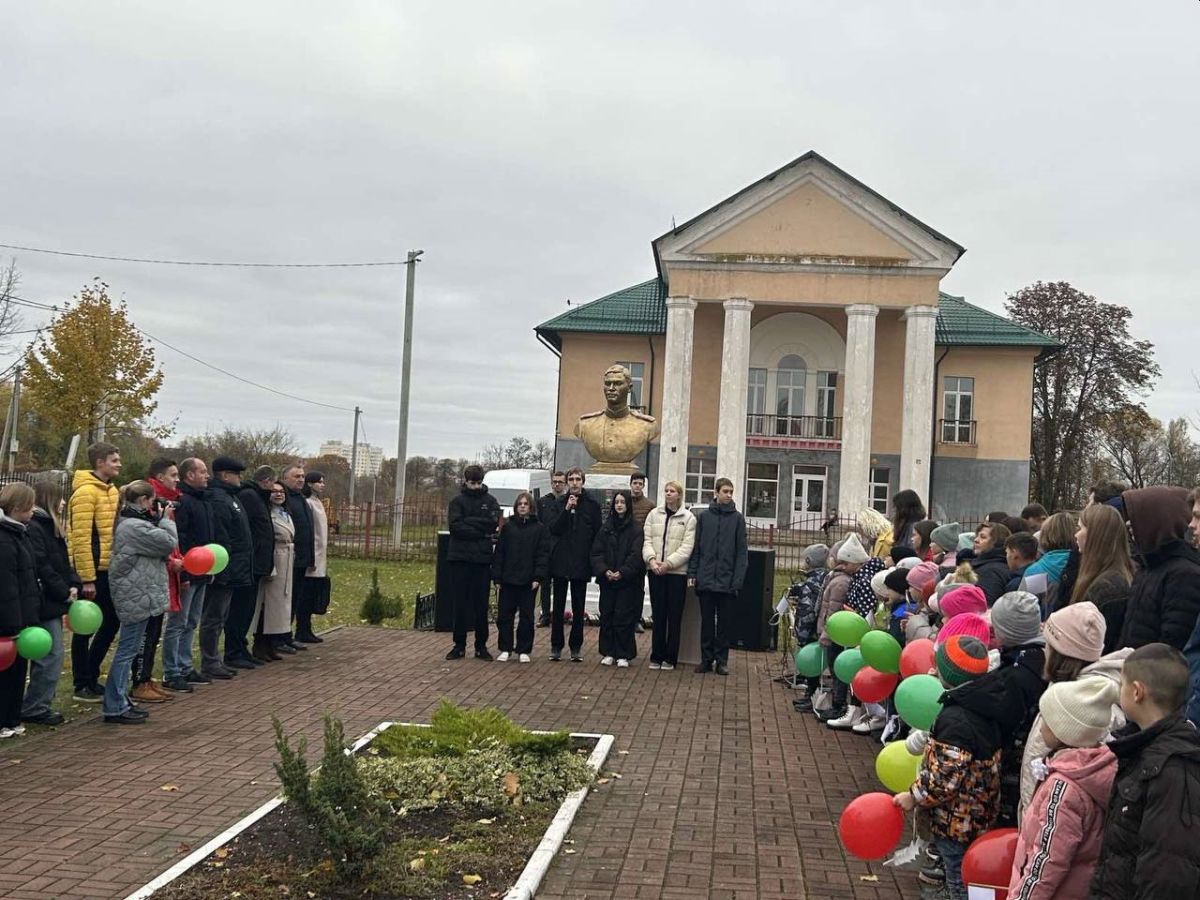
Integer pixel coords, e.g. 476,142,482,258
746,414,842,449
939,418,977,446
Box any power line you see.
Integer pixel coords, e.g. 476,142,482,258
0,242,410,268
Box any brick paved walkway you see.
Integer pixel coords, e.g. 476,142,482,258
0,626,919,899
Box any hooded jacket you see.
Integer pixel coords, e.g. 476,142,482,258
686,500,748,594
66,469,119,581
492,512,551,587
642,504,697,576
1077,570,1131,656
591,507,645,585
549,489,602,579
979,643,1048,751
0,509,40,635
207,478,254,588
1018,648,1131,821
1008,745,1116,900
109,506,179,624
238,481,275,579
447,484,501,566
26,507,81,620
911,676,1005,844
817,566,852,648
1118,486,1200,651
1089,715,1200,899
970,545,1013,605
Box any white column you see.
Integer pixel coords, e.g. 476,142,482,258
715,298,754,509
899,305,940,503
837,303,879,515
655,295,697,500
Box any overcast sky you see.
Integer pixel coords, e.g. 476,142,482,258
3,1,1197,461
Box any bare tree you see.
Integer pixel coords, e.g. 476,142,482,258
0,261,24,355
176,425,302,472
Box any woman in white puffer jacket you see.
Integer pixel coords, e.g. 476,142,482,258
641,480,696,671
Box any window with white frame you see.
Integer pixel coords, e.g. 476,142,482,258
615,361,646,411
684,456,716,507
870,467,890,514
942,376,975,443
744,462,779,521
816,371,837,437
747,368,767,433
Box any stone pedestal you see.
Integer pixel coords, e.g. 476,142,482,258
678,586,702,666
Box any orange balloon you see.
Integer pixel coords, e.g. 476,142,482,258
899,638,936,679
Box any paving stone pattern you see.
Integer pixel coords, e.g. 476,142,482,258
0,626,919,899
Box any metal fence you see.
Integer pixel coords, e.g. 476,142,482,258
326,497,444,562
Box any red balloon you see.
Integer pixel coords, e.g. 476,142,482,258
899,638,937,679
962,827,1018,897
838,792,905,860
183,546,215,576
0,637,16,672
852,666,900,703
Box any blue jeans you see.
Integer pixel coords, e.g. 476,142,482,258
21,616,64,719
162,581,206,679
934,837,968,900
103,618,148,716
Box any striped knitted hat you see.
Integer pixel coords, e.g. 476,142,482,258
936,635,990,687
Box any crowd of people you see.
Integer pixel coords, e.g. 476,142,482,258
444,464,748,674
0,441,331,730
786,484,1200,898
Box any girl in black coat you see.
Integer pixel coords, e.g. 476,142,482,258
0,483,43,736
591,491,644,667
491,492,550,661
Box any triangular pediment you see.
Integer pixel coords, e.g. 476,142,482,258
654,152,963,277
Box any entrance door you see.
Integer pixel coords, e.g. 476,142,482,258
791,464,827,528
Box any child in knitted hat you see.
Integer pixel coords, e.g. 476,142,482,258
939,585,987,620
935,612,991,648
894,633,1004,899
930,522,962,573
811,539,857,722
1017,601,1128,820
789,545,831,711
1008,677,1119,899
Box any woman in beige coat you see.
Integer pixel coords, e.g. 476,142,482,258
641,480,696,670
254,482,295,658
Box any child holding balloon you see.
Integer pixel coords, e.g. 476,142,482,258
0,482,43,739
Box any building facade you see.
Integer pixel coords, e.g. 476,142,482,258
536,153,1057,525
317,440,384,477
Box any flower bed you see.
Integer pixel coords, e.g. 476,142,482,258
129,704,613,900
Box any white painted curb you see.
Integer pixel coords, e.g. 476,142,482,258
124,722,612,899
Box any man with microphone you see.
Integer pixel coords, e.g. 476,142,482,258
548,467,601,661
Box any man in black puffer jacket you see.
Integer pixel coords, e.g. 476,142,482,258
231,466,275,666
162,458,215,692
548,467,601,662
687,477,748,676
202,457,255,678
1118,486,1200,651
445,465,501,660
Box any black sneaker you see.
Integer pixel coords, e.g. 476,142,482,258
445,647,465,660
184,670,213,685
918,863,945,885
793,698,813,712
162,676,194,693
295,632,324,644
694,663,712,674
125,705,150,719
72,687,103,703
104,711,146,725
275,642,298,655
548,650,561,661
201,668,234,680
475,648,493,661
570,652,583,662
715,663,729,676
21,711,65,726
224,657,256,670
286,639,309,652
537,616,550,628
814,705,846,723
634,622,645,634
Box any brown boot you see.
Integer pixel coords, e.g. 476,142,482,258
149,680,175,701
130,682,167,704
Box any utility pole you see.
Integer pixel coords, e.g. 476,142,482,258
349,405,362,504
393,249,424,545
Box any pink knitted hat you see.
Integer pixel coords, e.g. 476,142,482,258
935,612,991,648
905,561,940,603
940,585,988,620
1044,601,1106,663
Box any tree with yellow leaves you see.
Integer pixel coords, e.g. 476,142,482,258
23,279,166,450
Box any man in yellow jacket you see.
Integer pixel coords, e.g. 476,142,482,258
67,442,122,702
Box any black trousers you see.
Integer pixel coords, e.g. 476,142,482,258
697,590,736,667
131,613,163,685
225,580,260,661
0,655,29,728
451,562,492,652
828,643,849,707
497,584,535,654
648,573,687,665
71,571,120,690
598,583,640,661
291,567,312,638
551,577,587,654
537,583,550,620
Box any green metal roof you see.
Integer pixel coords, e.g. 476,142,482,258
535,280,1058,354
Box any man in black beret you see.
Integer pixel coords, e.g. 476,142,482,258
199,456,256,680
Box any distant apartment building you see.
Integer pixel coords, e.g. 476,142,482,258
318,440,383,477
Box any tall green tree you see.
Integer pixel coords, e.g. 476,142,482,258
1005,281,1159,510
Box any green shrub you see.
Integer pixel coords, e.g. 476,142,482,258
360,568,388,624
373,701,570,759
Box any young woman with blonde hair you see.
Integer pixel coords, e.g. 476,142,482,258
1070,503,1133,654
0,482,41,738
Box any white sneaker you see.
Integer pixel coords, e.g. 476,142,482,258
10,725,25,736
827,706,864,730
518,654,531,664
616,658,629,668
852,714,888,735
660,663,674,671
600,656,615,666
648,662,662,670
0,728,13,739
496,652,510,662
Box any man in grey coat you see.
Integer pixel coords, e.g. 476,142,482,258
687,477,748,676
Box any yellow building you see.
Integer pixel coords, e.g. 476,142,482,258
536,152,1057,525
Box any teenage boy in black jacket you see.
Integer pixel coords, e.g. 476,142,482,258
162,457,214,692
687,477,748,676
535,471,566,626
548,467,601,662
445,465,501,660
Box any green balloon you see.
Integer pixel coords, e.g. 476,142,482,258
15,626,53,661
876,740,923,793
205,543,230,575
860,630,902,674
826,610,870,648
895,674,945,731
67,599,103,636
794,643,825,678
833,647,865,684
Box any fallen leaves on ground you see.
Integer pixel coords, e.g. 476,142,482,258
409,858,425,872
462,874,482,885
859,874,879,882
159,784,179,792
502,772,520,797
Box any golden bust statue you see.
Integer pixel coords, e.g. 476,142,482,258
574,364,659,475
